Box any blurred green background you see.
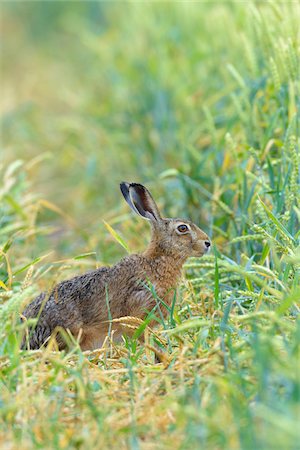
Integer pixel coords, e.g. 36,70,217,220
3,1,298,264
0,3,299,449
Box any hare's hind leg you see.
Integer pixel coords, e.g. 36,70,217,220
79,325,128,351
79,326,107,351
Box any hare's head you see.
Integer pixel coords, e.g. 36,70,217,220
120,182,211,260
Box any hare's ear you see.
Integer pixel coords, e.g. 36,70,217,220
120,182,162,222
120,182,139,215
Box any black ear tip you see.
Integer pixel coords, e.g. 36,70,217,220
129,182,146,191
120,182,146,193
120,182,130,199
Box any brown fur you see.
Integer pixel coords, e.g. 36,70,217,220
22,183,210,351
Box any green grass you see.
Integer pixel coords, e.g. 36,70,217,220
1,2,300,449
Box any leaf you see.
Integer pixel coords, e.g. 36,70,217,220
13,252,53,276
214,248,220,308
74,252,96,260
159,168,179,179
103,220,130,253
0,250,12,288
227,63,246,89
165,318,211,335
276,288,300,315
5,195,28,220
257,196,295,244
260,242,270,265
2,239,13,253
5,159,24,179
0,280,8,291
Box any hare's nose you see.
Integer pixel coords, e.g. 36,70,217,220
205,241,211,248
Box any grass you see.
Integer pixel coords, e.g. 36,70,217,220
1,2,300,449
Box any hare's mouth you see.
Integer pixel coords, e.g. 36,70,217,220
192,241,210,257
192,246,205,257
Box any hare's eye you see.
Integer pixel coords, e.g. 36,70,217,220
177,224,188,233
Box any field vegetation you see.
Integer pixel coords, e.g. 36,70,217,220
1,2,299,449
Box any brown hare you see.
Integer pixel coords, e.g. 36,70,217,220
22,182,210,351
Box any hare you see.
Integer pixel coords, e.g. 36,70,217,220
22,182,211,351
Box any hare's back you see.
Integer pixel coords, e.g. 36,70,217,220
22,266,111,338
